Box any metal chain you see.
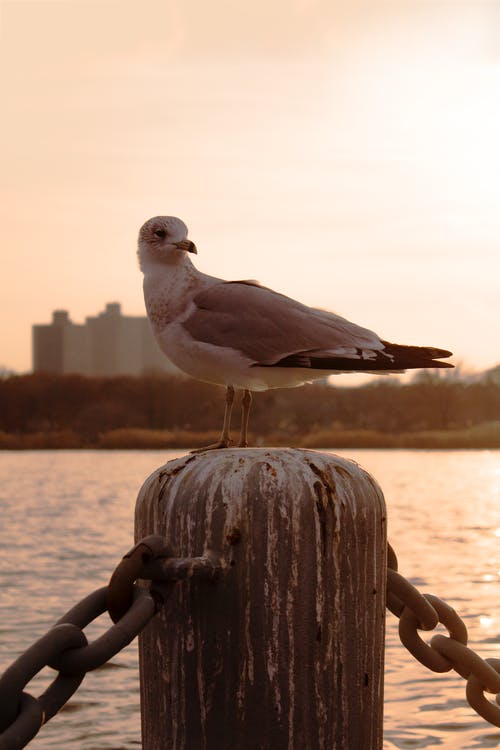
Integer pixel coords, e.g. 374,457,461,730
387,543,500,727
0,536,219,750
2,534,499,748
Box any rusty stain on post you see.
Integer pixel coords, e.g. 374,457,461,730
135,448,387,750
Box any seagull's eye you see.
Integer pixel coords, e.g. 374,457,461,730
154,229,166,239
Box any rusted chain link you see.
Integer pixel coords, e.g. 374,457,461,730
387,543,500,727
0,536,219,750
2,534,498,748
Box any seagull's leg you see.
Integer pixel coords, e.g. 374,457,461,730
191,385,235,453
238,389,252,447
219,384,235,445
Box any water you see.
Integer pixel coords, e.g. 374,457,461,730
0,449,499,749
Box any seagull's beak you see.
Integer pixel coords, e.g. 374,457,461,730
175,239,197,254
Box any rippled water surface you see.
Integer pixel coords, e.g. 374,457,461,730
0,449,499,749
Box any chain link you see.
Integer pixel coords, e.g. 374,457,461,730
0,625,86,750
0,536,220,749
1,534,499,748
0,585,158,750
387,544,500,727
107,535,170,623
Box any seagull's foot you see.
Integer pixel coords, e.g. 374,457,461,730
190,438,234,454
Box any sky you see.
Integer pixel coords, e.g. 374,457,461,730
1,0,499,381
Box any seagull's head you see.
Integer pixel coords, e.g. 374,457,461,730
138,216,197,269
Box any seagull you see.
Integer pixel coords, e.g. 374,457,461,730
138,216,453,451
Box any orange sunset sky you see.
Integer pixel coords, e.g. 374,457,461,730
1,0,499,379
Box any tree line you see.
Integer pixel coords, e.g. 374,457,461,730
0,372,498,444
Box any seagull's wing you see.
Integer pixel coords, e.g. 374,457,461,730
182,281,384,367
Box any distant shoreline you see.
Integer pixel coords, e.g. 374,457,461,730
1,423,498,450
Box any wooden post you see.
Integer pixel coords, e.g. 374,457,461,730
135,448,387,750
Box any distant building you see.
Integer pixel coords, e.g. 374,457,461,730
32,303,179,376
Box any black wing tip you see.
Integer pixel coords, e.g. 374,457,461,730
423,360,454,369
381,341,454,363
255,341,455,372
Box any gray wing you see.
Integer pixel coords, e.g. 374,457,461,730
182,281,383,365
